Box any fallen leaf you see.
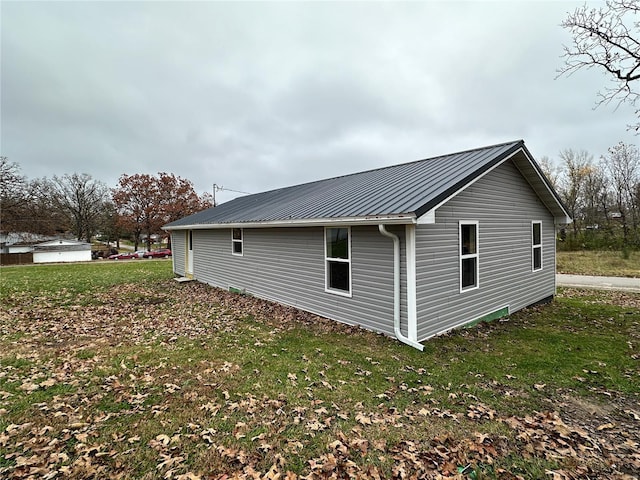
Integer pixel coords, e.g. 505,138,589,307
596,422,615,431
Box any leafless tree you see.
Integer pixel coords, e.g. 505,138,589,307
49,173,110,243
98,200,123,248
0,161,69,237
559,0,640,131
557,149,594,236
602,142,640,243
538,155,562,190
23,179,69,236
582,162,609,230
0,157,27,233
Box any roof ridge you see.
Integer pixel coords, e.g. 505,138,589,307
164,139,549,229
247,139,524,199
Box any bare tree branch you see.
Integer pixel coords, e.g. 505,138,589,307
558,0,640,131
49,173,110,243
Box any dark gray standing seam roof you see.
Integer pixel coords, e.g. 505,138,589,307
165,140,568,229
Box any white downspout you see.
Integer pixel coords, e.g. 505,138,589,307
378,224,424,351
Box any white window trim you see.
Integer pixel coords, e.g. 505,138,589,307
459,221,479,293
532,220,542,272
324,226,352,298
231,228,243,256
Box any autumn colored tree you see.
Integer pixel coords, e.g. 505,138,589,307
157,172,212,225
112,174,160,251
112,173,211,250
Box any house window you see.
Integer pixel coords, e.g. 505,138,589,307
460,221,478,292
325,227,351,296
532,221,542,271
232,228,243,256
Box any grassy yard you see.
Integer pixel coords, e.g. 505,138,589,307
1,261,638,479
557,249,640,277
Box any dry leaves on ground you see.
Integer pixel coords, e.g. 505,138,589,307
1,281,639,479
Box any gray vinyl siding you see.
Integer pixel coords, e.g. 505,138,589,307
190,225,406,337
171,231,186,276
415,159,556,341
170,157,557,345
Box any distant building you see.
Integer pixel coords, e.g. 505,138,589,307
0,232,55,253
32,239,92,264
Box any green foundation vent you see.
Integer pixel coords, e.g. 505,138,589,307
464,306,510,328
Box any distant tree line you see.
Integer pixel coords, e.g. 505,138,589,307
540,142,640,250
3,144,638,253
552,1,640,250
0,157,212,250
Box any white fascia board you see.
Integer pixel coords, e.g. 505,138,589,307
555,216,573,226
164,214,417,231
511,148,573,223
417,210,435,224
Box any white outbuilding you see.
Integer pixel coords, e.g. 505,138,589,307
33,239,92,264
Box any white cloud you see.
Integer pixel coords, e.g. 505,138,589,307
2,1,637,206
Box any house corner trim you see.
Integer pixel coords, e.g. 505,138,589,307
406,224,418,342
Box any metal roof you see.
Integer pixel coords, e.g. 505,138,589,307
165,140,571,229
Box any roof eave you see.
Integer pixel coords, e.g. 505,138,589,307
512,145,573,224
163,214,417,231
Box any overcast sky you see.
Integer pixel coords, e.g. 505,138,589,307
2,1,638,205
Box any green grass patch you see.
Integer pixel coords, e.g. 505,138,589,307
0,261,638,478
0,260,173,305
557,249,640,277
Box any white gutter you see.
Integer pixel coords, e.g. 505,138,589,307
378,224,424,351
164,214,417,231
